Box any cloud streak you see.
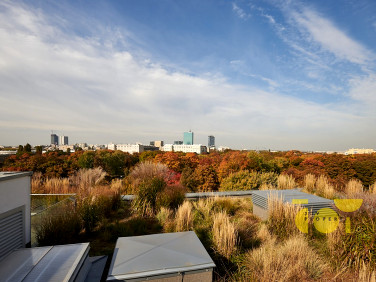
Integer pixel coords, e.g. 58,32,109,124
291,8,374,65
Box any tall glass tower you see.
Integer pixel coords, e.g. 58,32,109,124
51,134,58,145
208,135,215,148
183,131,194,145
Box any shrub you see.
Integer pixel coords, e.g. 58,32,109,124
241,236,326,281
78,197,102,234
103,216,163,241
156,207,174,232
156,184,186,210
35,203,82,246
259,172,278,187
132,177,166,216
220,170,260,191
175,201,193,232
212,211,237,259
234,212,261,250
212,197,240,216
328,212,376,271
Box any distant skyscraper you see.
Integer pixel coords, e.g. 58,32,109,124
208,135,215,148
183,131,194,145
51,134,58,145
60,135,68,145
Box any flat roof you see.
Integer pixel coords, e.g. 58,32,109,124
107,231,215,281
0,171,33,182
0,243,89,281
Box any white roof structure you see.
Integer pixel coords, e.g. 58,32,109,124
107,231,215,281
0,243,90,282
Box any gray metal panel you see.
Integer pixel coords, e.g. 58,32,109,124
251,189,335,215
0,207,24,260
0,246,52,282
0,243,90,282
107,231,216,281
23,243,90,282
0,172,33,182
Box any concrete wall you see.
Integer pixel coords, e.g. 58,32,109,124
0,174,31,245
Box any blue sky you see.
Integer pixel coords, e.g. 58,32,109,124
0,0,376,150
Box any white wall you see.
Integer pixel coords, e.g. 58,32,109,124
0,174,31,245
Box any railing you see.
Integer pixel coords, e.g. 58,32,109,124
121,190,253,201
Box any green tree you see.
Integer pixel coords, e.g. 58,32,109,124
24,143,32,152
17,145,24,154
35,146,43,154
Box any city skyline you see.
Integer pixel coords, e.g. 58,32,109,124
1,1,376,150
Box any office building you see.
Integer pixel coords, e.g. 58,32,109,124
150,141,164,149
50,134,58,146
163,144,206,154
60,135,68,145
116,144,158,154
208,135,215,148
183,131,194,145
174,141,183,145
345,148,375,155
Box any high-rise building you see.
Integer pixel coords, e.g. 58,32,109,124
208,135,215,148
51,134,58,145
60,135,69,145
183,131,194,145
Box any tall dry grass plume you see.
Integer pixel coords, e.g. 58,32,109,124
129,161,168,185
259,183,274,190
175,201,193,232
73,168,107,197
31,172,43,193
277,174,296,190
345,179,364,196
267,194,301,239
44,178,71,194
192,198,215,219
370,182,376,195
304,173,316,193
315,175,335,199
358,262,376,282
212,211,237,259
242,235,326,281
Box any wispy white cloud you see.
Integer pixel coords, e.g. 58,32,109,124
0,1,374,149
348,74,376,106
232,3,249,20
291,8,374,65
